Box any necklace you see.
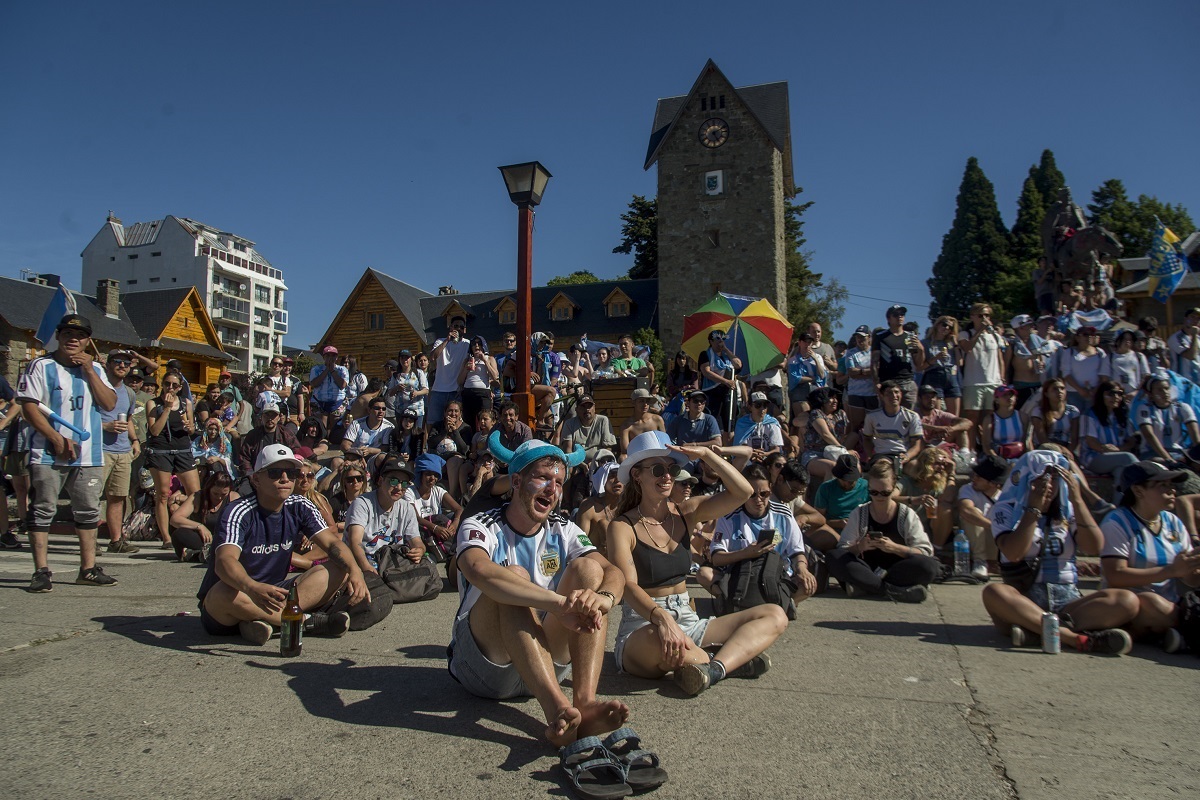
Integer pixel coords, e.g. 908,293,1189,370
639,513,676,550
1131,508,1162,533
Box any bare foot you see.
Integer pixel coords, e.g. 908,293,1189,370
544,705,582,748
576,699,630,738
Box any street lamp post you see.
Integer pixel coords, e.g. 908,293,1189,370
498,161,552,426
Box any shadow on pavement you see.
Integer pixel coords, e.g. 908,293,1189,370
815,619,1003,649
93,614,278,657
247,657,551,773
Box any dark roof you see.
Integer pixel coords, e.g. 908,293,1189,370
644,60,793,190
416,279,659,345
120,288,193,341
0,276,141,347
159,337,232,361
370,269,435,334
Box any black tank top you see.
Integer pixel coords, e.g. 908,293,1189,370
148,403,189,446
628,517,693,589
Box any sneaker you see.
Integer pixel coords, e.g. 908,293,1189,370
107,538,140,554
1163,628,1186,654
726,652,772,680
970,560,989,581
884,583,928,604
1011,626,1040,648
0,531,21,549
75,566,117,586
844,582,865,599
1078,628,1133,656
304,611,350,638
28,567,53,593
673,663,712,696
238,619,273,646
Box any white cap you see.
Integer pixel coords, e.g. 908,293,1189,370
750,391,769,403
436,438,458,456
254,444,302,474
258,401,281,415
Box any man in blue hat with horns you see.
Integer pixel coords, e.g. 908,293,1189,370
450,432,667,792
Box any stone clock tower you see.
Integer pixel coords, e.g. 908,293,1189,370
645,60,794,351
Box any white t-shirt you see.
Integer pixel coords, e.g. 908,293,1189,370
18,355,115,467
344,491,420,565
863,407,924,455
1058,349,1105,394
343,418,394,449
452,506,597,622
405,484,449,519
956,484,996,539
959,329,1005,387
432,338,471,393
711,501,805,577
1168,331,1200,383
1100,351,1150,396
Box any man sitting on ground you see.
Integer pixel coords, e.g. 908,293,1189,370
197,444,368,644
808,454,869,552
917,384,972,451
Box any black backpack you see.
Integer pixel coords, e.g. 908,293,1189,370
715,551,796,620
323,572,395,631
1176,589,1200,655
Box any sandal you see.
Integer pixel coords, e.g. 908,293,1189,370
560,735,631,800
602,727,668,791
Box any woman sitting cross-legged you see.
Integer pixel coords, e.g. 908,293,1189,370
828,458,941,603
607,431,787,697
981,450,1139,654
168,466,239,562
1100,461,1200,653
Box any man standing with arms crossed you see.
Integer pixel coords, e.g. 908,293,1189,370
20,314,119,592
100,349,140,554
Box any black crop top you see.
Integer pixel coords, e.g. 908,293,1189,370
630,532,693,589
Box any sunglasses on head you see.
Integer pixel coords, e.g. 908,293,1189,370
643,463,681,479
266,467,299,481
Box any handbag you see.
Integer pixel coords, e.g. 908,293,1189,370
999,557,1041,594
996,442,1025,460
374,542,442,603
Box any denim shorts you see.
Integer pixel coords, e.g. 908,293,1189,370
448,611,570,700
614,592,711,674
1026,582,1082,613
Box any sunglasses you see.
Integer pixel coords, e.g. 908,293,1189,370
266,467,299,481
386,476,411,487
298,471,315,480
344,474,365,483
868,489,893,497
643,463,681,479
752,402,768,409
163,383,181,389
751,490,772,499
110,359,132,366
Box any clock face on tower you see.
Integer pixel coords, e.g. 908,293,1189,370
698,118,729,148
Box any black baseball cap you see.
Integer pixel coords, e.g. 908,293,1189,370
831,454,862,481
1122,460,1187,488
886,305,907,317
56,314,92,335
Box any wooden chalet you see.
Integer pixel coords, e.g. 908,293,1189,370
120,287,233,387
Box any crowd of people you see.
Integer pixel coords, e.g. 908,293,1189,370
4,300,1199,799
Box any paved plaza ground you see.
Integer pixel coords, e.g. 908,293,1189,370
1,531,1196,800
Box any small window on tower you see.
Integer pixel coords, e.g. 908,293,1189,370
719,95,726,109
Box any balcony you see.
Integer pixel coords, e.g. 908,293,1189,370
213,306,250,325
273,308,289,333
213,284,249,301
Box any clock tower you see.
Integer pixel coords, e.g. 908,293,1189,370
645,60,794,352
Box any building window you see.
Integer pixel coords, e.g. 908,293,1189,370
149,276,160,283
127,279,137,285
719,95,726,109
368,312,386,330
608,302,629,318
128,254,138,260
234,242,247,252
500,309,516,325
552,305,573,321
151,251,161,257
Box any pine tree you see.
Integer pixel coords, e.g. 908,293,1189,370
783,188,846,333
612,195,658,279
1032,149,1065,214
927,158,1012,320
993,176,1043,319
1132,195,1195,257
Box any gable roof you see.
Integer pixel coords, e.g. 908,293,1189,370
644,60,793,191
315,268,435,348
0,277,141,347
120,288,193,341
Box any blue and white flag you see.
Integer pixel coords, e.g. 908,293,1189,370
1147,219,1186,304
34,284,77,352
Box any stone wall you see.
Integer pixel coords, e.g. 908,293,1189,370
656,70,787,353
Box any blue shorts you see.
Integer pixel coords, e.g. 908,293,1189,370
312,399,344,416
1026,582,1082,613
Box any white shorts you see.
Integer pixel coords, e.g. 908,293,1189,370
614,591,711,673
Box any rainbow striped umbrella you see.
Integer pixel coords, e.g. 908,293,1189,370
681,293,793,376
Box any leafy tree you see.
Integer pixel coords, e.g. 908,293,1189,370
995,176,1043,319
1031,149,1065,215
927,157,1012,320
547,270,602,286
633,325,665,381
1088,180,1195,258
612,195,658,279
292,352,316,379
783,188,846,333
1131,195,1195,257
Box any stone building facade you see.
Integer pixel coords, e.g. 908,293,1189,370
646,60,794,352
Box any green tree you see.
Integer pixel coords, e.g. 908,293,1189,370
1088,180,1195,258
784,188,846,333
633,325,665,381
1131,195,1195,257
292,352,316,379
1031,149,1065,215
927,157,1012,319
612,195,658,279
547,270,602,286
995,176,1043,319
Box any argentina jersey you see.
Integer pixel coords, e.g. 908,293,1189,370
17,356,111,467
1100,507,1192,601
991,411,1024,447
711,501,804,575
453,506,597,624
989,500,1077,585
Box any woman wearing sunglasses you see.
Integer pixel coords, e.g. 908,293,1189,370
287,460,336,571
1079,380,1139,488
607,431,784,696
145,370,199,550
326,464,369,534
168,466,240,562
829,459,939,602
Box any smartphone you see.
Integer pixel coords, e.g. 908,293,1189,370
866,531,883,540
757,527,777,546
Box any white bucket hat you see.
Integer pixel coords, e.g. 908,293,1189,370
618,430,688,485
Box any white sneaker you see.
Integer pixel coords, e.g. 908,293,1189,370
971,560,989,581
1011,626,1040,648
1163,628,1186,654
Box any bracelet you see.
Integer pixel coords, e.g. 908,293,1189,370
1022,505,1043,516
597,589,617,606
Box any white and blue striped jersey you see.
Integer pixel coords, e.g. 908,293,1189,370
990,411,1025,447
17,356,113,467
989,500,1078,585
711,500,805,577
1134,402,1196,459
453,506,597,623
1029,404,1079,447
1100,507,1193,602
1078,411,1132,469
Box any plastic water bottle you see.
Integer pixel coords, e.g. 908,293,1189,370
953,528,970,576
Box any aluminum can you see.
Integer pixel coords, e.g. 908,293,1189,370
1041,612,1061,654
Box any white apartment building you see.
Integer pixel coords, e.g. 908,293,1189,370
82,213,288,374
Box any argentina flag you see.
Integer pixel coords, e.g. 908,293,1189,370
1147,219,1186,303
34,284,77,352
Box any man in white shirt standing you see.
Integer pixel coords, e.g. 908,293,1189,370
428,315,470,428
1167,307,1200,384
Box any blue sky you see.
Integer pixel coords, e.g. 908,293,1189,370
1,1,1196,348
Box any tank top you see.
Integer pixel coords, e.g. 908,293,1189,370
991,411,1024,446
630,525,693,589
148,402,189,447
